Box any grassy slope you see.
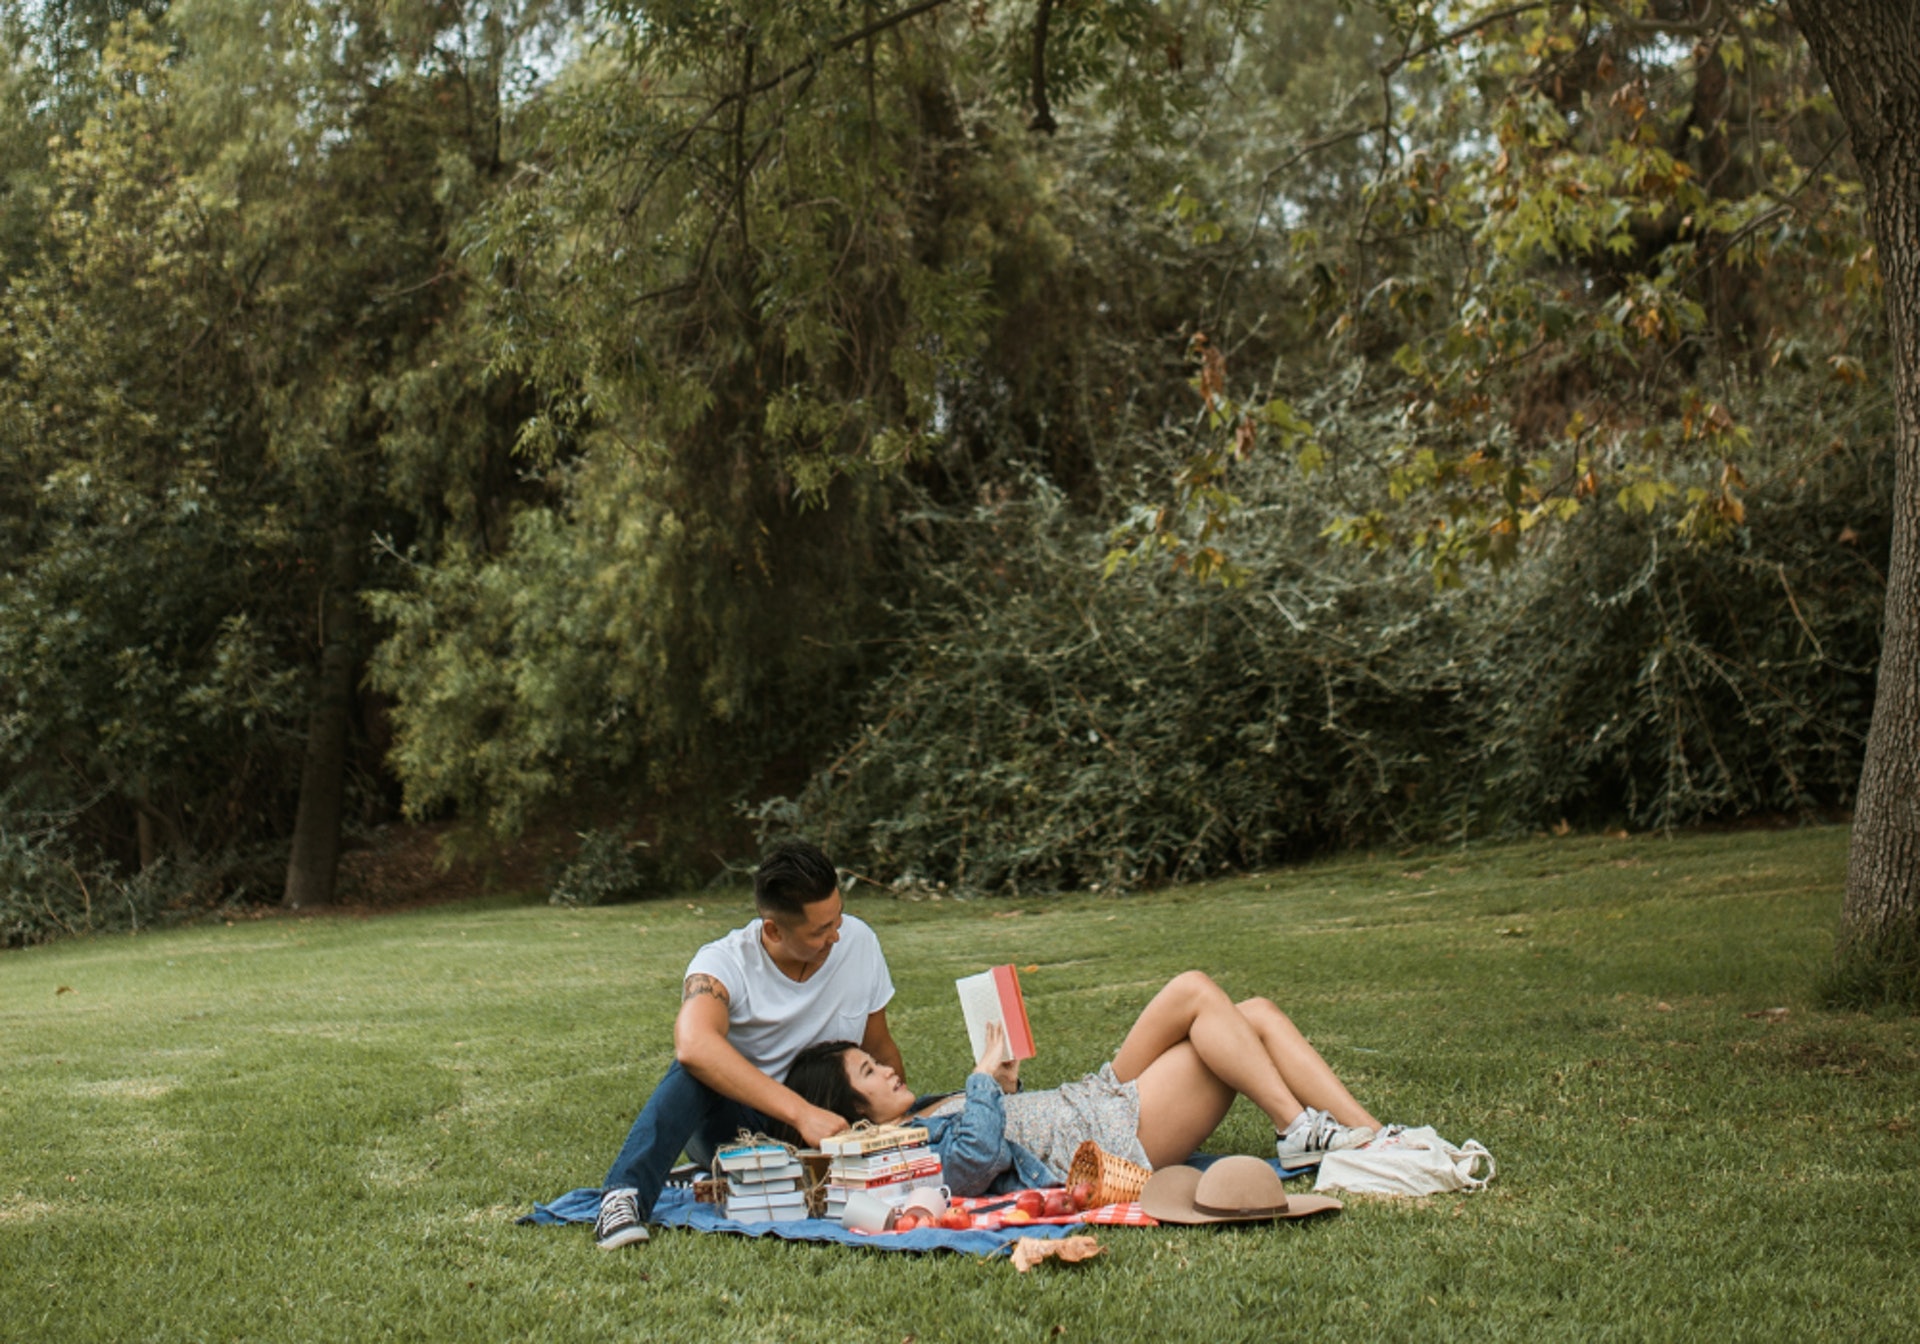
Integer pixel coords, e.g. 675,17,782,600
3,826,1915,1343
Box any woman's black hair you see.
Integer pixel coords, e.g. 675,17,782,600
779,1040,868,1138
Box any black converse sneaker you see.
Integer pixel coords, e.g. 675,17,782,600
1276,1107,1375,1168
594,1188,650,1249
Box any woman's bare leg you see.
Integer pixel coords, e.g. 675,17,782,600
1131,1042,1235,1168
1237,997,1380,1130
1110,972,1304,1133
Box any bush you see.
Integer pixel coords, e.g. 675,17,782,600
0,792,283,948
0,805,161,948
548,828,655,907
781,442,1888,895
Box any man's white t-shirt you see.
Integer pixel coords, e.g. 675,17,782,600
683,913,894,1080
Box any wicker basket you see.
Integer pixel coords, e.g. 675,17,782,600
1066,1140,1151,1207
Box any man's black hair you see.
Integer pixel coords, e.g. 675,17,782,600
753,839,840,920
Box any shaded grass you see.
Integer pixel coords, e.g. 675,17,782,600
4,825,1917,1342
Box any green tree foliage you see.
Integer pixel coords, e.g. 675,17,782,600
780,0,1896,892
0,2,546,918
792,429,1886,893
368,0,1239,851
1123,1,1882,582
5,0,1906,947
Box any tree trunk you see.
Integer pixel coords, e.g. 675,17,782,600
134,775,158,871
1794,1,1920,987
282,521,364,909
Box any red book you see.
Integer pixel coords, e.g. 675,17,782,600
956,964,1036,1062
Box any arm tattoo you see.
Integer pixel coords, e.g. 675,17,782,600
682,973,730,1006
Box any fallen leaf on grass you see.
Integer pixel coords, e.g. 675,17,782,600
56,986,72,995
1744,1007,1790,1023
1011,1235,1103,1273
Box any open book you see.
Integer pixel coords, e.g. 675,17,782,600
955,964,1036,1063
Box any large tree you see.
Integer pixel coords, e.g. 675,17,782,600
0,1,547,913
1793,0,1920,995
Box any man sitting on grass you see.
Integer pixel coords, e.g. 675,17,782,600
593,839,903,1249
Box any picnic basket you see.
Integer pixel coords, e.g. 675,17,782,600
1067,1140,1150,1208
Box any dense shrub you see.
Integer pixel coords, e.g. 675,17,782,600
784,443,1888,895
0,792,283,948
2,804,162,948
547,828,655,907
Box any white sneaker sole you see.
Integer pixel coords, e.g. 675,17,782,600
1279,1127,1376,1169
596,1224,651,1250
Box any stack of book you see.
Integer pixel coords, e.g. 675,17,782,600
820,1124,941,1220
713,1140,808,1223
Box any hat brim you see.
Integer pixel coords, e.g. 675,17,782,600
1139,1165,1343,1224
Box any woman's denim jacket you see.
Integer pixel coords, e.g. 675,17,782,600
913,1073,1060,1196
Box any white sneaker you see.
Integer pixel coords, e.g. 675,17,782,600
594,1188,651,1249
1276,1108,1375,1168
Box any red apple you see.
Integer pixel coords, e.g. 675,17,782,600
939,1207,972,1231
1014,1190,1046,1217
1042,1191,1074,1218
1069,1182,1097,1211
893,1213,920,1232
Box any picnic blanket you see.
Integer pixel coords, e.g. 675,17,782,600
522,1186,1086,1257
522,1156,1309,1257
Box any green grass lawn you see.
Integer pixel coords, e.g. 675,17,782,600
4,825,1916,1342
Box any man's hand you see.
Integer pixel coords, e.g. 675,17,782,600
794,1103,849,1148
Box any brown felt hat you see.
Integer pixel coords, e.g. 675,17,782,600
1139,1156,1342,1224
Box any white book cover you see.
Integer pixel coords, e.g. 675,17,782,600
955,964,1036,1062
724,1159,804,1183
825,1182,916,1209
721,1175,802,1195
725,1190,807,1214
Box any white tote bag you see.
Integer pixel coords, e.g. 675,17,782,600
1312,1126,1494,1197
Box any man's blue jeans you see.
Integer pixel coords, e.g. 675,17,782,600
602,1061,769,1220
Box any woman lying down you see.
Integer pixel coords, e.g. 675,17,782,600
782,971,1387,1197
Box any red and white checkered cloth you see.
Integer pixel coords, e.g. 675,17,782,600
953,1189,1157,1228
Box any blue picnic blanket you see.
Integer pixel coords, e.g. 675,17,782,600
521,1155,1309,1258
521,1186,1082,1257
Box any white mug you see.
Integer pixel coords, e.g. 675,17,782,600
902,1184,951,1218
837,1189,895,1233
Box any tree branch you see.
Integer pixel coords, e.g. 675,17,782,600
1382,3,1556,77
735,0,958,107
618,0,958,220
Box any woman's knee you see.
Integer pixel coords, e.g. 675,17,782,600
1170,970,1225,1004
1237,996,1293,1031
